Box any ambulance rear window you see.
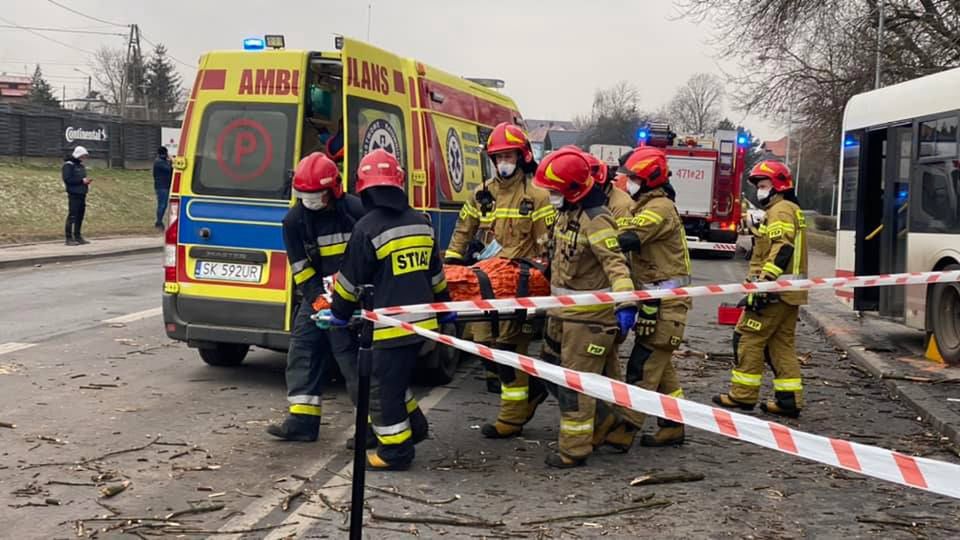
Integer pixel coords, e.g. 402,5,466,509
192,102,297,199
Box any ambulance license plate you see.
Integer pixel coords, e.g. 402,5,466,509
194,261,262,283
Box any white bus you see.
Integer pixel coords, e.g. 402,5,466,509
835,66,960,363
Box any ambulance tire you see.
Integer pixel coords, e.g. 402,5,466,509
418,322,461,385
199,343,250,367
930,263,960,366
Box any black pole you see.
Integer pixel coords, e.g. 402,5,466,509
349,284,375,539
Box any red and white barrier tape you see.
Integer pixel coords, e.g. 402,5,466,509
364,310,960,500
377,270,960,315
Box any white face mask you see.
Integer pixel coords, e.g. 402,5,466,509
549,192,565,209
301,196,328,210
756,188,772,202
497,162,517,178
626,179,642,196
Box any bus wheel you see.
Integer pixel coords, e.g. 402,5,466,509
930,264,960,366
199,343,250,367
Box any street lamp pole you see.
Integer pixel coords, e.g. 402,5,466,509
875,0,884,89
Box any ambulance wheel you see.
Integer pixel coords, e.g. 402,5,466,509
930,263,960,365
199,343,249,367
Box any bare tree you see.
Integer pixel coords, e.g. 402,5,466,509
666,73,725,134
90,46,127,115
577,81,650,146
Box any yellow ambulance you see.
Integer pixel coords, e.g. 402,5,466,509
161,36,525,382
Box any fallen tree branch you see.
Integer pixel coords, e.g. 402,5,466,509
370,509,503,528
521,499,672,525
281,489,303,512
630,471,705,487
165,502,225,520
325,467,460,505
160,522,298,535
0,421,16,429
22,436,161,470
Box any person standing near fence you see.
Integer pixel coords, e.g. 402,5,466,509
62,146,91,246
153,146,173,231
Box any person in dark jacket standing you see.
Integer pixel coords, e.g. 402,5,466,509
153,146,173,231
62,146,91,245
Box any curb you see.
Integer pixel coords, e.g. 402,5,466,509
0,245,163,270
800,305,960,447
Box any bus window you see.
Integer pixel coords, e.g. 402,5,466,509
839,131,861,230
193,103,297,199
912,160,960,233
919,116,958,159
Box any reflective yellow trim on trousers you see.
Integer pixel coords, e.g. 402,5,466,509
377,428,413,445
731,370,763,387
293,266,316,285
669,388,684,398
334,278,358,302
373,317,439,341
290,404,322,416
560,418,594,435
773,378,803,392
501,386,529,401
405,398,419,414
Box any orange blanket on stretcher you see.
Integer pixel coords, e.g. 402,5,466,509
444,257,550,301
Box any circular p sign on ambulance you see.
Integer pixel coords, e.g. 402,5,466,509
215,118,274,182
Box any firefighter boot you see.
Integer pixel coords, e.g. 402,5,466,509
591,408,619,448
601,422,639,453
545,452,586,469
266,414,320,442
345,424,377,450
760,391,801,419
712,394,756,411
366,450,412,472
481,420,522,439
409,406,430,445
485,362,501,394
641,418,685,447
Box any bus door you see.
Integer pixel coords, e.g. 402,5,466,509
339,38,414,194
853,129,885,312
879,126,912,317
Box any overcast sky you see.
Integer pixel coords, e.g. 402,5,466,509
1,0,782,140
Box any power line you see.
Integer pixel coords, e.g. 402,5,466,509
46,0,128,28
0,24,125,36
140,31,195,70
0,14,96,55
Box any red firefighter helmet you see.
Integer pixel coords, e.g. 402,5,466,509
533,147,594,203
486,122,533,162
748,160,793,192
583,152,609,185
623,146,670,189
293,152,343,198
356,149,404,193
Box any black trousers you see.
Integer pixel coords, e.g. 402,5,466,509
65,193,86,240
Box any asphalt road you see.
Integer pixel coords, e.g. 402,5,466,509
1,252,959,539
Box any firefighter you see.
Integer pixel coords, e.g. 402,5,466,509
532,148,636,468
329,149,455,470
267,152,364,442
593,147,692,451
445,122,556,439
584,151,633,229
714,160,806,418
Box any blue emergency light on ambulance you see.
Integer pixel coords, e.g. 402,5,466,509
243,37,266,51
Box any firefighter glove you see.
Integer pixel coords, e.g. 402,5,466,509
616,306,638,338
636,301,659,337
444,257,466,265
617,231,643,253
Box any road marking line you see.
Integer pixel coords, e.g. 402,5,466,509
0,342,36,356
219,371,464,539
104,307,163,325
262,380,460,540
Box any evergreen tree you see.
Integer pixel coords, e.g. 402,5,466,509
145,44,182,121
28,65,60,108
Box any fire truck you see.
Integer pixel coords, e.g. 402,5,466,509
598,123,748,257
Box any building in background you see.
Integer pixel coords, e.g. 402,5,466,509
0,74,31,103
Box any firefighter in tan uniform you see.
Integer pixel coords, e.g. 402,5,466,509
714,161,806,418
584,151,633,229
532,148,636,468
592,147,692,450
444,122,556,438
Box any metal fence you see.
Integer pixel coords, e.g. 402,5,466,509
0,103,176,167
